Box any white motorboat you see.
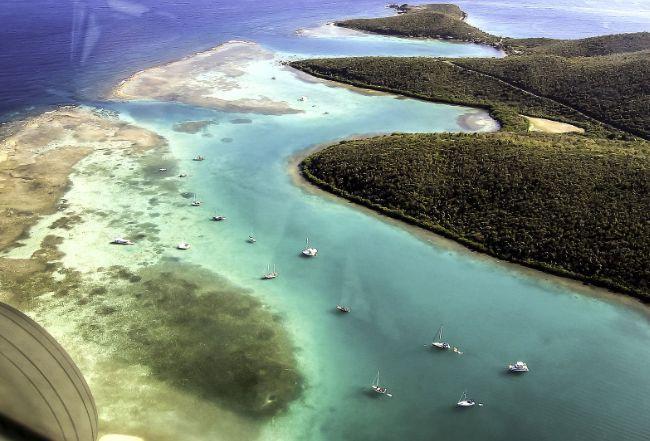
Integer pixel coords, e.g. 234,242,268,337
371,370,392,397
298,96,308,102
212,215,226,221
247,234,256,243
159,168,167,172
193,155,205,161
508,361,529,373
262,264,278,280
336,304,351,313
457,390,476,407
431,325,451,350
177,242,191,250
301,237,318,257
179,173,187,178
111,238,133,245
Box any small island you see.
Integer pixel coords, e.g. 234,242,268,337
293,4,650,300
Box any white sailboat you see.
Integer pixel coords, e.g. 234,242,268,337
431,325,451,350
508,361,529,373
302,237,318,257
111,237,134,245
371,369,392,397
247,232,256,243
456,390,476,407
336,304,350,313
262,264,278,280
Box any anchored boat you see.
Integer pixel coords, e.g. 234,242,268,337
457,390,476,407
431,325,451,350
508,361,529,373
262,264,278,280
302,237,318,257
371,370,392,397
111,238,133,245
177,242,191,250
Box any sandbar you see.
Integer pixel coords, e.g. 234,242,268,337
112,41,303,115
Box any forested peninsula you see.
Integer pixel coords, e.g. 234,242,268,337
293,4,650,300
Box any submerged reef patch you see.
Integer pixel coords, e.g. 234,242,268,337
172,120,217,134
80,262,303,417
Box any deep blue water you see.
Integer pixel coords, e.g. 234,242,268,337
1,0,649,119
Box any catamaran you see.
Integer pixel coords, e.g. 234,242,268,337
262,264,278,280
111,238,133,245
191,194,201,206
302,237,318,257
456,390,476,407
431,325,451,350
177,242,191,250
508,361,529,373
371,370,392,397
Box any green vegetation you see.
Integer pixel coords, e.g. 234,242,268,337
302,134,650,299
294,3,650,300
337,4,499,47
292,56,611,134
454,52,650,138
338,3,650,57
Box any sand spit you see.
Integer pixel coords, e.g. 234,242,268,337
0,106,166,252
524,115,585,134
112,41,303,115
296,22,368,39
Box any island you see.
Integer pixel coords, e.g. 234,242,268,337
293,4,650,300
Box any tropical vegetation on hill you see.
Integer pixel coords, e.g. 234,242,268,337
294,4,650,299
301,134,650,299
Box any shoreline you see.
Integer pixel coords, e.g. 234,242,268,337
287,144,650,317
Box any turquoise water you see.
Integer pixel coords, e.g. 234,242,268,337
2,1,649,438
88,39,650,439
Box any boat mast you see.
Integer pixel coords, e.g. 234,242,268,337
436,325,443,342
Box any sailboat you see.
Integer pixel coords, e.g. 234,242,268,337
301,237,318,257
247,232,256,243
456,390,476,407
336,304,351,313
431,325,451,350
190,194,201,206
371,370,392,397
508,361,529,373
262,264,278,280
111,237,134,245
